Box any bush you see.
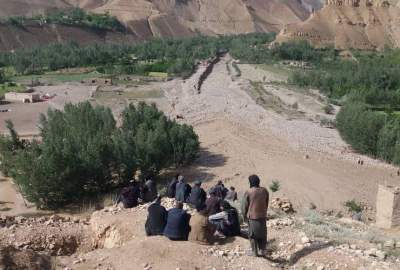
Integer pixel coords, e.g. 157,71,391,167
0,69,6,84
1,102,199,209
344,200,363,213
269,180,280,193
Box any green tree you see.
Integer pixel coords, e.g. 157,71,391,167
1,102,200,209
11,102,118,209
120,102,199,176
336,102,385,156
0,69,6,83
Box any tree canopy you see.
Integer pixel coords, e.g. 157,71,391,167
0,102,199,209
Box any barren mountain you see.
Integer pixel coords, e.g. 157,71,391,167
0,0,70,17
0,23,136,52
275,0,400,49
83,0,312,37
0,0,315,51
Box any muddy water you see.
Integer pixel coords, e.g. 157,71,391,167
0,173,40,216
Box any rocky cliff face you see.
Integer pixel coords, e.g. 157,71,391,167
275,0,400,49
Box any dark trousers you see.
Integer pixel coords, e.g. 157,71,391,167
248,218,267,255
250,238,267,254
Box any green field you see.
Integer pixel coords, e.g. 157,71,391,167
94,89,164,102
12,72,103,84
256,64,291,78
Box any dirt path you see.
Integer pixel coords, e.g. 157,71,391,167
0,174,38,216
164,55,399,211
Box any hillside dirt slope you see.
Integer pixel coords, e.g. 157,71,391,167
0,0,71,17
275,0,400,49
0,23,137,52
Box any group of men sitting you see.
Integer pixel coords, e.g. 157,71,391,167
116,177,158,208
117,174,269,257
145,175,240,244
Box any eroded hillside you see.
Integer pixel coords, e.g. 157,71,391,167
275,0,400,49
0,0,315,51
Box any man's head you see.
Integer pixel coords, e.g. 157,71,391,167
220,200,231,211
194,180,202,186
217,180,223,186
230,186,235,191
178,175,185,182
175,201,184,209
249,175,260,188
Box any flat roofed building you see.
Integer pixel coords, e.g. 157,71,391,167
4,92,40,103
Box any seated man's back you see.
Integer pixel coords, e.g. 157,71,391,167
163,202,191,240
145,197,167,236
188,181,206,207
189,204,215,245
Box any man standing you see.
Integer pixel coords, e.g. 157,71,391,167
175,175,191,203
241,175,269,257
166,174,180,198
212,180,228,199
143,177,158,202
145,196,168,236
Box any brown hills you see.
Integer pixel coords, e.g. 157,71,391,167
0,0,314,51
275,0,400,49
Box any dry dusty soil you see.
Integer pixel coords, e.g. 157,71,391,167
163,55,400,211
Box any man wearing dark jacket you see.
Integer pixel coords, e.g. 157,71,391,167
116,181,140,208
166,174,179,198
188,180,207,207
143,177,158,202
163,201,191,240
175,176,191,203
145,196,168,236
212,180,228,199
241,175,269,257
205,190,221,215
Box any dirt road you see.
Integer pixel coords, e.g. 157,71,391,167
164,55,399,211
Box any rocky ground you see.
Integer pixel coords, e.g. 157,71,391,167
1,198,399,270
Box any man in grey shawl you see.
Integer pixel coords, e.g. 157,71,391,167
241,175,269,257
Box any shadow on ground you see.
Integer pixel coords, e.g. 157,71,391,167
179,148,228,184
264,240,332,266
158,147,228,187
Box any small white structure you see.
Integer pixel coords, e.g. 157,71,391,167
376,185,400,229
4,92,40,103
